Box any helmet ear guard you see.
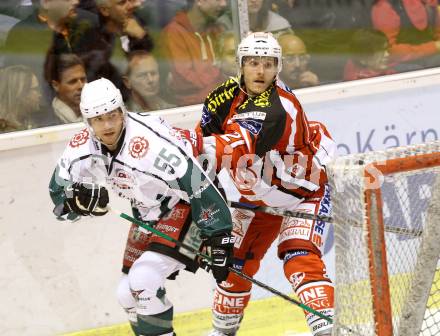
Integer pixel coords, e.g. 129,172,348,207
236,32,283,74
80,78,127,120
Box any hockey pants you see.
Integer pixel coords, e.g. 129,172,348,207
117,251,185,336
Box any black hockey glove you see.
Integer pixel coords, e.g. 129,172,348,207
64,182,109,216
200,233,235,283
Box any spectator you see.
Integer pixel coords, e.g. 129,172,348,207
123,51,175,112
3,0,99,108
272,0,372,32
272,0,374,83
78,0,99,15
219,0,291,35
46,53,87,123
217,31,237,77
91,0,154,96
0,65,42,132
278,32,319,88
161,0,227,106
94,0,153,51
344,29,395,81
134,0,188,31
247,0,291,34
372,0,440,72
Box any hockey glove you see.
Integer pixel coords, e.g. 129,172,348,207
200,233,235,283
172,127,203,157
65,182,109,216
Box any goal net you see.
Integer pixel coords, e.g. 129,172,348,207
327,141,440,336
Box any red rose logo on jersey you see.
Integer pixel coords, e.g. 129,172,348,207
129,136,149,159
69,129,89,148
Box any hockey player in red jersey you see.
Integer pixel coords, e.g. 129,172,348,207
198,32,337,336
49,78,233,336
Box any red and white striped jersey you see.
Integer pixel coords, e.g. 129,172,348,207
199,79,336,209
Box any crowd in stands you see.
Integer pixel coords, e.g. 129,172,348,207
1,0,440,133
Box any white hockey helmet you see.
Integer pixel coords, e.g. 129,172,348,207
80,78,127,120
237,32,282,73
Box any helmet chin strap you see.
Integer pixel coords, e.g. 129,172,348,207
231,75,249,96
96,126,125,149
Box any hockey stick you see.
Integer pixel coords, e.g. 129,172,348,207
257,206,334,223
111,208,333,324
252,207,424,237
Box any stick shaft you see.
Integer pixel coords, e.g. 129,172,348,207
250,207,333,223
257,207,424,236
118,212,333,323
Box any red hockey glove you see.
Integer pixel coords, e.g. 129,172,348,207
173,128,203,157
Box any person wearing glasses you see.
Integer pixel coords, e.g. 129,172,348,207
278,32,319,89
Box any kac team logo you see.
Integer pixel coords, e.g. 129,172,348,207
129,136,149,159
69,129,89,148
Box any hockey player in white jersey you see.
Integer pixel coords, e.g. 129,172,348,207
49,78,233,336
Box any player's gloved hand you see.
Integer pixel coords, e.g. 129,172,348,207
64,182,109,216
200,233,235,283
172,127,203,157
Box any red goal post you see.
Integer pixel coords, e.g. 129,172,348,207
327,141,440,336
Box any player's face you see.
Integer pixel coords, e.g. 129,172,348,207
53,64,87,109
89,109,124,149
127,55,160,99
242,56,278,97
